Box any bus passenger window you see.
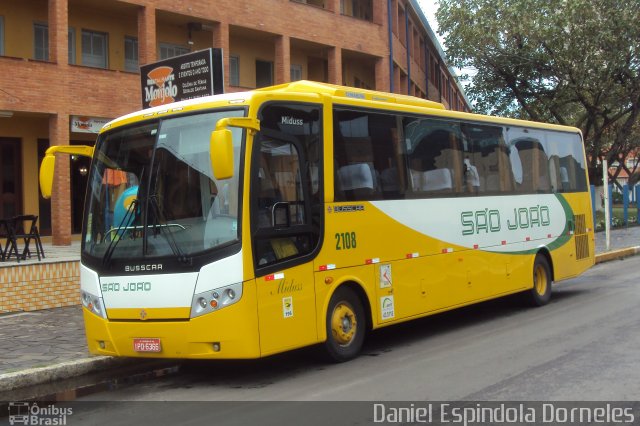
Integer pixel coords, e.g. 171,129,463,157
404,119,463,196
462,124,513,194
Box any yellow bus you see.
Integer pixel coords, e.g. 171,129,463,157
41,81,595,362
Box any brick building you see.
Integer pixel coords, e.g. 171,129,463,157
0,0,469,245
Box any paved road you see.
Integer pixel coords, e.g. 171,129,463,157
1,227,637,379
73,256,640,407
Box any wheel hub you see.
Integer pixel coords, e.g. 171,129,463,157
534,265,547,295
331,303,357,346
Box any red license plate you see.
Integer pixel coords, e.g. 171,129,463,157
133,338,162,353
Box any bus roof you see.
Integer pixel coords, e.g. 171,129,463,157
256,80,447,110
102,81,580,135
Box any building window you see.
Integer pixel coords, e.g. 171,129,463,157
124,36,138,72
291,0,326,9
159,43,189,60
82,30,108,68
429,55,438,85
34,23,48,60
341,0,372,21
0,16,4,56
256,60,273,88
229,55,240,86
290,64,302,81
34,24,75,63
68,28,76,64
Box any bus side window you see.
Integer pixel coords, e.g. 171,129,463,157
515,138,551,193
404,119,463,196
462,124,514,195
333,109,404,201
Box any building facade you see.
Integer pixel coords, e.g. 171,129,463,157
0,0,469,245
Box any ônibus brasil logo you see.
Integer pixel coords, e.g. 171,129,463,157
145,66,178,107
8,402,73,425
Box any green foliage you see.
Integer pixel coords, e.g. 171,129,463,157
612,191,623,204
436,0,640,181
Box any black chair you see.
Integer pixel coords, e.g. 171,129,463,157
0,218,10,261
1,217,21,262
12,215,45,261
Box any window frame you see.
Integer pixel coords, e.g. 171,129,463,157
290,64,302,82
34,22,49,61
81,29,108,69
68,27,76,64
229,55,240,86
158,42,190,60
124,36,138,72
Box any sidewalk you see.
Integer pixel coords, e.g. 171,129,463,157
1,227,639,393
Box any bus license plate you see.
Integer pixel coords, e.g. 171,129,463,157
133,338,162,353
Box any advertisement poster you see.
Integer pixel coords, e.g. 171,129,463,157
140,48,223,109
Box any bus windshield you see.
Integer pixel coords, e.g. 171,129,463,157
82,109,245,263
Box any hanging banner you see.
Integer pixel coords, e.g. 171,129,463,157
70,116,111,134
140,48,224,109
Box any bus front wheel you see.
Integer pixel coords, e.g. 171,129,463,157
323,287,365,362
528,254,552,306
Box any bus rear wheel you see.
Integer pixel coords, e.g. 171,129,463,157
527,254,552,306
323,287,365,362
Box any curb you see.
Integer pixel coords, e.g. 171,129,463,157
0,356,132,393
595,246,640,264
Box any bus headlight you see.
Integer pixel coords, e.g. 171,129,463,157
190,282,243,318
81,290,106,318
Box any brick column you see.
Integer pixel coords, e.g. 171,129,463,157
373,0,385,25
390,0,398,35
328,47,342,85
275,35,290,85
138,5,156,66
49,114,71,246
48,0,68,65
212,22,230,90
393,64,401,94
331,0,341,14
375,56,390,92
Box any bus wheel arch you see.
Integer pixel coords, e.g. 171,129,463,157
536,247,555,282
322,282,371,362
527,249,553,306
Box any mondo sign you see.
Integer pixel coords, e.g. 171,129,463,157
140,48,223,109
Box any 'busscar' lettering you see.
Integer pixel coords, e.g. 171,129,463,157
125,264,163,272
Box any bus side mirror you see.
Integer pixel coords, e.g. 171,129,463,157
39,145,94,199
210,129,234,180
39,155,56,199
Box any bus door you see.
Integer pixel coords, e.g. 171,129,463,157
251,103,323,356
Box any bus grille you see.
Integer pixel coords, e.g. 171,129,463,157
574,214,587,234
574,214,589,260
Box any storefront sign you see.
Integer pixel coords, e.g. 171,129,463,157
140,48,223,109
71,116,111,134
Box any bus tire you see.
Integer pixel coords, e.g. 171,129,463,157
527,254,552,306
323,286,365,362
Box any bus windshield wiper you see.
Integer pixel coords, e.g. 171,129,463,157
148,194,192,265
102,199,138,267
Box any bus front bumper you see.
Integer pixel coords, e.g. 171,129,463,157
83,301,261,359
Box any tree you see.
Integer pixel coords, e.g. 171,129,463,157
436,0,640,185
